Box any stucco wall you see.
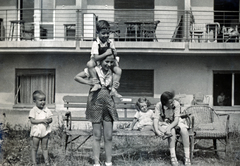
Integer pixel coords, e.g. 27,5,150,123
1,53,240,109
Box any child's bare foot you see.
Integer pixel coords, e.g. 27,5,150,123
110,88,122,98
91,83,101,92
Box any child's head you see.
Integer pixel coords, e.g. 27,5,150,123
160,91,175,109
96,20,110,43
33,90,46,109
135,97,151,112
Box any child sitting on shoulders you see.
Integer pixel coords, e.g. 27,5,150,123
87,20,122,98
129,98,154,131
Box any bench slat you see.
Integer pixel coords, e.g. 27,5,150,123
65,129,156,136
64,103,87,108
62,116,134,121
63,96,88,103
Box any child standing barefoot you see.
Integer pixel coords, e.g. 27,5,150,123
29,90,53,166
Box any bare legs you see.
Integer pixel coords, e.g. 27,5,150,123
92,121,113,165
31,135,49,165
167,127,191,166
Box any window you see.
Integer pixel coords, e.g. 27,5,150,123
114,0,154,9
114,0,154,40
15,69,55,105
213,71,240,106
118,69,154,96
40,0,55,39
56,0,75,6
214,0,239,27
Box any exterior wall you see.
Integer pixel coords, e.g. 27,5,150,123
1,53,240,110
0,0,18,40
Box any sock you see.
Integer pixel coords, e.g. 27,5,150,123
184,147,190,159
105,162,112,166
170,147,176,158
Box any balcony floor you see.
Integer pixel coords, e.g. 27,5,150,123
0,41,240,55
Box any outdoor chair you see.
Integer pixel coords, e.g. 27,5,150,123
141,20,160,41
222,25,239,42
22,23,34,40
109,21,121,41
190,23,206,43
184,105,230,158
192,92,209,105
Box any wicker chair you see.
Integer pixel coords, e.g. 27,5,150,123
184,105,230,159
141,20,160,41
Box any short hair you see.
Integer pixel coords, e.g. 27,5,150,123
160,91,175,106
32,90,45,100
96,20,110,32
135,97,151,112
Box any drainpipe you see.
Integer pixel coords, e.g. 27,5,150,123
183,0,191,42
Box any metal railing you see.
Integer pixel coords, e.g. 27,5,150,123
0,8,239,43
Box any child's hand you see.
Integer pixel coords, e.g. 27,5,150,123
89,78,99,86
105,49,113,56
42,119,48,125
112,49,117,56
156,130,164,137
46,118,52,124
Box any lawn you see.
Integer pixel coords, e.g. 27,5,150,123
1,124,240,166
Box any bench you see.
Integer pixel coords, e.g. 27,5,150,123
62,95,230,161
62,96,160,155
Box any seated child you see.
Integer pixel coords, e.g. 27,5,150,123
87,20,122,98
154,91,191,166
129,98,154,131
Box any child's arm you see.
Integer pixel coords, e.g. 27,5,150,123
153,118,164,136
29,117,48,125
129,118,138,130
92,48,112,62
74,70,99,86
165,117,179,134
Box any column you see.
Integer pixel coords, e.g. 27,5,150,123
182,0,191,42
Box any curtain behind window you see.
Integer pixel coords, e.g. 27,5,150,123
16,69,55,104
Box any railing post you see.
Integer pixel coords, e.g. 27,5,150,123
183,10,190,42
76,9,82,49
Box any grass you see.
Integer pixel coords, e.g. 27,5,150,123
1,123,240,166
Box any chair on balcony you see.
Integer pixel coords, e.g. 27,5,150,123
64,24,76,41
190,23,206,43
141,20,160,41
8,20,25,41
222,25,239,42
22,23,34,40
109,21,120,41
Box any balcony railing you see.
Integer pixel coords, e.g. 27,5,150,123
0,8,239,43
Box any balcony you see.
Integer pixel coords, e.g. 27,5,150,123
0,8,240,54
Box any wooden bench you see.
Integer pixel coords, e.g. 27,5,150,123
62,95,230,161
62,96,160,155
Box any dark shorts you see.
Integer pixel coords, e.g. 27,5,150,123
86,86,119,123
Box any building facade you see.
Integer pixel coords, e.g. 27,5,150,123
0,0,240,114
